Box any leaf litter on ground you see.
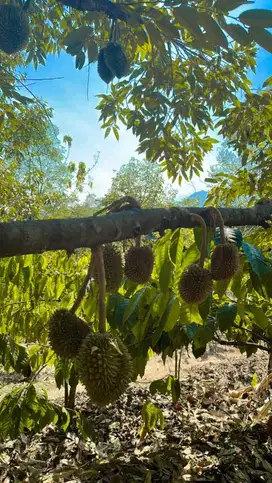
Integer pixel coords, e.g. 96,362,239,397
0,349,272,482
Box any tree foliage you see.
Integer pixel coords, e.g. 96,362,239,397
1,1,272,183
101,157,177,208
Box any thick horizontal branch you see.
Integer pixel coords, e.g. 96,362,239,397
58,0,143,23
0,204,271,258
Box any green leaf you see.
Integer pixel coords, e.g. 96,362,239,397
239,9,272,28
123,287,149,324
113,126,119,141
242,242,272,276
164,296,180,331
150,376,172,396
222,23,252,46
192,342,206,359
198,295,212,321
75,51,85,70
63,27,92,46
194,320,215,347
159,260,173,294
198,13,228,49
248,26,272,54
263,75,272,88
251,373,258,389
139,402,165,440
174,6,204,40
87,41,98,63
216,303,237,331
194,226,214,257
214,0,254,12
215,279,230,298
145,22,163,45
248,305,269,330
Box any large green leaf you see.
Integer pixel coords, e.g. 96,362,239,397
214,0,254,12
164,296,180,332
198,13,228,49
159,260,173,293
248,305,270,330
222,23,252,46
216,303,237,331
242,242,272,276
239,9,272,28
63,27,92,46
174,6,204,40
248,26,272,53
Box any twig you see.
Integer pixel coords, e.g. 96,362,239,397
70,256,95,314
213,336,270,353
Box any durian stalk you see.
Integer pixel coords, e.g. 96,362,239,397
206,207,226,244
93,246,106,333
190,213,208,267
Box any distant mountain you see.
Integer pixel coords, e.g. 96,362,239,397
188,190,208,206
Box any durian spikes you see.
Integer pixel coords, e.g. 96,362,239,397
209,207,240,281
178,213,213,305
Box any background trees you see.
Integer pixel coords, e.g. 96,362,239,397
101,157,177,208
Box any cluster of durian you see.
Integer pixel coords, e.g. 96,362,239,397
48,309,132,406
0,4,29,55
98,42,129,84
179,211,240,305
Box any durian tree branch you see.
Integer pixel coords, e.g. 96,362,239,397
0,203,271,259
57,0,143,23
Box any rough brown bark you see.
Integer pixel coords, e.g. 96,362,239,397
0,204,271,258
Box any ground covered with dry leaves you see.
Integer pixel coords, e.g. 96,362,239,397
1,348,272,482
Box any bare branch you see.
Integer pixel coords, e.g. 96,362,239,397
0,203,271,258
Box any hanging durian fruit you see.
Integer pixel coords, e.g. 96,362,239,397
210,208,240,281
78,332,132,406
97,48,115,84
48,309,90,359
0,3,30,55
179,214,213,305
78,246,132,406
93,244,123,292
104,42,129,79
125,245,154,284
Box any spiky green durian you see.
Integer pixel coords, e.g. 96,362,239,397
179,264,213,305
97,48,115,84
125,246,154,284
48,309,90,359
211,243,240,281
94,244,124,292
0,4,29,55
78,332,132,406
104,42,130,79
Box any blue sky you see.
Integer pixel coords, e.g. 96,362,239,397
22,0,272,199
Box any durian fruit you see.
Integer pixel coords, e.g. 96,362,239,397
97,48,115,84
179,263,213,305
209,207,240,281
93,244,123,292
178,213,213,305
104,42,129,79
125,246,154,284
0,4,29,55
48,309,90,359
78,332,132,406
211,242,240,281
